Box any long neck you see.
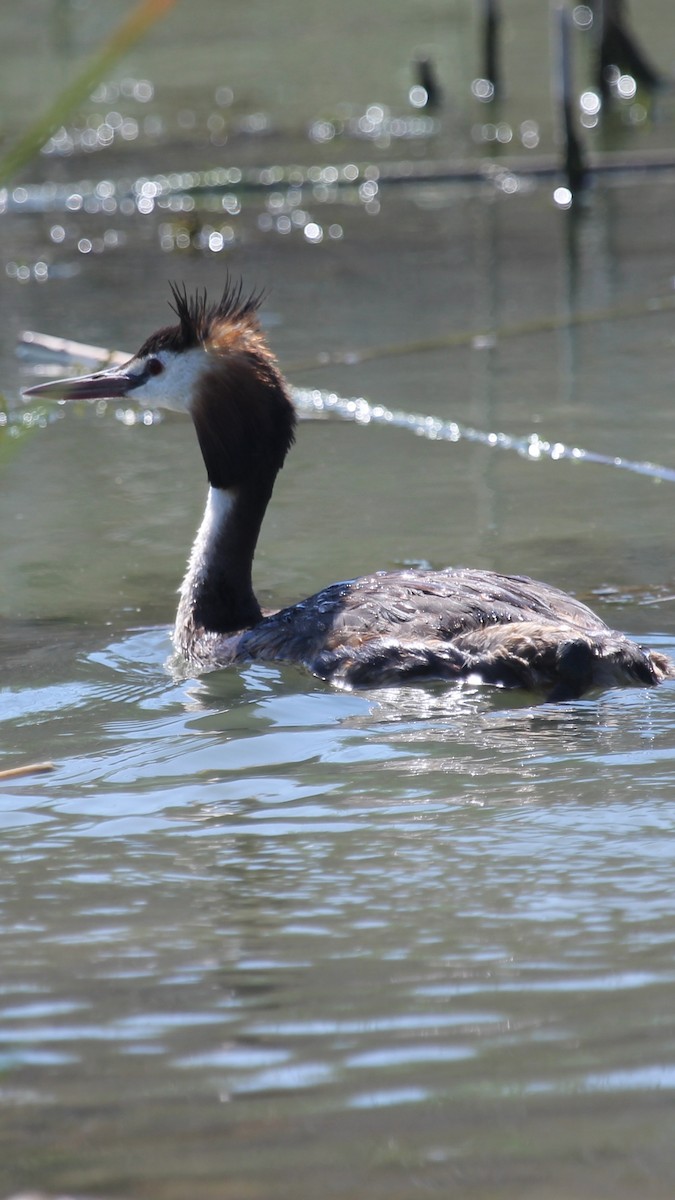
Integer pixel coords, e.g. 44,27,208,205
172,341,296,656
174,478,273,652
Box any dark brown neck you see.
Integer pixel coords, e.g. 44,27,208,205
174,346,296,653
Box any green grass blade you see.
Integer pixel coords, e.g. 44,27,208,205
0,0,178,188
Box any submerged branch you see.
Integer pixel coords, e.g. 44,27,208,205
17,317,675,485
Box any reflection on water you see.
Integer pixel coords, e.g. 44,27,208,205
3,0,675,1197
3,626,675,1194
2,627,675,1198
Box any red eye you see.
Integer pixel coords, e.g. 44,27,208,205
146,357,164,376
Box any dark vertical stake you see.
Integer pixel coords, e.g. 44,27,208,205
555,4,588,197
414,55,442,110
483,0,501,99
593,0,662,98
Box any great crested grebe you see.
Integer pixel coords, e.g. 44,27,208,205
23,281,674,701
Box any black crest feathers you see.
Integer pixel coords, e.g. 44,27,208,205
136,278,265,357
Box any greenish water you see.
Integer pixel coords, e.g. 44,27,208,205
2,2,675,1197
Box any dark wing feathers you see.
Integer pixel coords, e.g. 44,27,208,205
226,567,670,696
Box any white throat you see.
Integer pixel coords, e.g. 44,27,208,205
176,484,237,615
173,479,266,648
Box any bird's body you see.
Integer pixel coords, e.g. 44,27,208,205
177,560,668,699
24,282,673,701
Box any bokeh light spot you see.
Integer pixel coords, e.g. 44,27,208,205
409,86,428,109
553,187,573,210
471,78,495,102
572,5,593,28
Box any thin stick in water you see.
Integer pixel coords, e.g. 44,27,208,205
0,761,55,781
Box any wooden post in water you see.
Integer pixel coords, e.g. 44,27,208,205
553,3,588,198
592,0,662,99
413,54,442,110
482,0,501,100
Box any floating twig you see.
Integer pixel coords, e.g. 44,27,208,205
0,761,55,781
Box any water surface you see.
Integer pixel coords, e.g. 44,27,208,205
2,2,675,1196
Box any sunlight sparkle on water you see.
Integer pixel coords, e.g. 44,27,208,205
580,91,601,117
6,260,52,283
572,5,593,28
617,74,638,100
409,85,429,109
474,122,513,145
310,106,435,145
520,120,540,149
553,187,573,210
471,78,495,102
